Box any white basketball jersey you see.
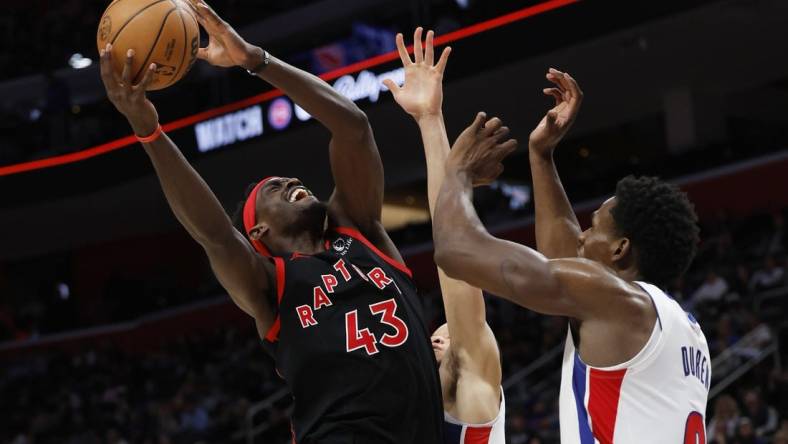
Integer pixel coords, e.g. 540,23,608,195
443,387,506,444
559,281,710,444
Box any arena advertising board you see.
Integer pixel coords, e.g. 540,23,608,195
193,67,405,153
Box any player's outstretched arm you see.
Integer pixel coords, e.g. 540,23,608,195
528,68,584,258
99,46,274,331
433,113,630,320
189,0,387,247
387,28,500,396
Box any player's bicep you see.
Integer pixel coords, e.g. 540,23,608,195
204,229,274,324
436,231,582,318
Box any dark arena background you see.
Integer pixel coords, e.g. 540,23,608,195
2,0,788,443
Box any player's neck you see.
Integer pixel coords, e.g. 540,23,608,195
616,267,640,283
269,229,326,255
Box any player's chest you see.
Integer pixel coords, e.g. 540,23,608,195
277,252,413,355
280,249,406,318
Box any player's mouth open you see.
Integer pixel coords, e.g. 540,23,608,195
287,187,311,203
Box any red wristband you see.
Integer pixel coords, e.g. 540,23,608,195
136,124,163,143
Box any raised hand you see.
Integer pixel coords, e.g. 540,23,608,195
529,68,583,156
187,0,263,70
99,43,159,137
447,113,518,186
383,27,451,120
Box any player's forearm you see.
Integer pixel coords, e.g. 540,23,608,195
252,50,369,138
140,134,235,247
433,169,488,277
416,113,451,217
529,148,581,258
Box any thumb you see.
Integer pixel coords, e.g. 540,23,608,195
382,78,400,96
545,110,558,127
197,47,210,61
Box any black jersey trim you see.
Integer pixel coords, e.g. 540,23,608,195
264,256,286,342
333,226,413,278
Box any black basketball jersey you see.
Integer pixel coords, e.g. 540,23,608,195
262,226,443,444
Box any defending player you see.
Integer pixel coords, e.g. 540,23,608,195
97,1,443,442
432,72,710,443
384,29,505,443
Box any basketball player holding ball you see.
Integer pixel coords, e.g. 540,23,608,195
431,72,710,443
384,29,505,443
98,1,443,442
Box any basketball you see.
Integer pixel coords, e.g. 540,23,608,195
96,0,200,91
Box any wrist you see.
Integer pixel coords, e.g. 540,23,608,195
242,45,266,71
415,111,444,126
128,114,159,138
528,143,556,162
446,163,470,184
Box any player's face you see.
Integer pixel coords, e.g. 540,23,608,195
577,197,624,267
256,177,324,234
431,324,451,365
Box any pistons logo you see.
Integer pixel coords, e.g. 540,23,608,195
332,237,352,255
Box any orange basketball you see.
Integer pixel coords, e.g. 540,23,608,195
97,0,200,91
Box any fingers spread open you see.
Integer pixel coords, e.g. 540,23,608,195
413,27,423,64
99,44,117,88
395,33,412,66
121,49,135,89
136,63,157,92
425,30,434,66
435,47,451,74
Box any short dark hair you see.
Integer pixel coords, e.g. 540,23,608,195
232,183,258,236
611,175,699,287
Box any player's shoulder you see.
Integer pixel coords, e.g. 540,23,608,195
548,257,635,293
548,258,653,317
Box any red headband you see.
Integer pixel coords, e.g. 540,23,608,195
243,176,277,256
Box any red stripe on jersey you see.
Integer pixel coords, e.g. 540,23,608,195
264,257,287,342
333,227,413,278
274,257,286,303
464,425,493,443
264,318,281,342
587,367,627,444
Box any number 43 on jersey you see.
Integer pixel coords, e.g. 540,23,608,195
346,298,409,355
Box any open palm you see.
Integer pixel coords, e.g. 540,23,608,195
384,28,451,119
